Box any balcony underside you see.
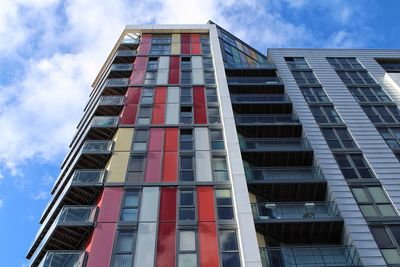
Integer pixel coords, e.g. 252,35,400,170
75,153,111,169
94,105,123,116
256,220,343,244
241,151,314,167
85,127,117,141
229,84,284,94
102,86,128,95
225,67,277,77
237,125,303,138
233,103,292,114
248,182,327,202
107,70,132,79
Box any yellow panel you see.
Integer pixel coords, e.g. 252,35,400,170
171,34,181,55
113,128,134,152
257,232,266,247
248,192,257,203
106,151,130,183
172,33,180,43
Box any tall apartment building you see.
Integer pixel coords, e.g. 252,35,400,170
26,22,400,267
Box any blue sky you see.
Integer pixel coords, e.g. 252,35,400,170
0,0,399,266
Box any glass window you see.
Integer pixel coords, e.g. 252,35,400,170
120,191,139,221
180,156,194,181
382,249,400,265
179,231,196,251
144,71,156,85
180,87,192,104
300,87,330,103
334,154,374,179
285,57,309,69
147,57,158,70
321,127,357,150
181,57,191,69
206,87,218,104
219,230,241,267
203,57,214,69
371,227,393,247
111,231,136,267
208,107,221,124
362,105,400,124
179,190,196,221
150,36,171,55
141,88,154,104
378,128,400,149
137,106,152,125
204,71,215,84
349,87,391,103
216,189,234,220
127,156,146,182
210,129,224,150
180,106,193,124
310,106,342,124
351,187,397,217
335,70,376,85
212,157,229,181
181,70,192,84
132,129,149,151
327,57,363,69
291,70,318,84
180,129,193,150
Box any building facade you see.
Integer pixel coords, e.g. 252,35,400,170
26,22,400,267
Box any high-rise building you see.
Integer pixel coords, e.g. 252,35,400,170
26,22,400,267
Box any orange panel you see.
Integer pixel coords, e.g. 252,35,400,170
152,104,165,125
199,222,220,267
125,87,141,104
164,128,178,151
197,186,216,222
162,151,178,182
120,104,138,125
154,87,167,104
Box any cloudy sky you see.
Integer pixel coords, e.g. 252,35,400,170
0,0,399,265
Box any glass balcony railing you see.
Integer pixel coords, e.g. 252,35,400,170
122,37,140,45
105,78,129,87
227,77,281,84
245,167,323,182
91,116,119,127
81,140,113,154
260,246,360,267
116,50,136,57
231,94,289,103
39,251,86,267
252,202,340,220
110,63,133,71
58,206,97,225
71,169,105,185
239,139,311,151
235,115,299,124
225,62,276,69
98,96,125,106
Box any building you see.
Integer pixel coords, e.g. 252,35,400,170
26,21,400,267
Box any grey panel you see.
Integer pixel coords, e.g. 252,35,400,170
167,87,179,103
156,69,168,85
194,128,210,151
139,187,159,222
192,69,204,84
195,150,212,182
134,222,157,267
158,56,169,69
165,103,179,124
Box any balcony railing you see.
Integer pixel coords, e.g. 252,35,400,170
231,94,289,103
71,169,105,185
90,116,119,127
110,63,133,71
239,139,311,151
227,77,281,84
225,62,276,69
235,115,299,124
245,167,323,182
122,37,139,45
98,96,125,106
105,78,129,87
39,251,86,267
252,202,340,220
81,140,113,154
58,206,97,225
116,50,136,57
260,246,360,267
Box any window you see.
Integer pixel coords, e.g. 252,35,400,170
203,57,213,69
300,87,330,103
212,157,229,181
352,187,397,217
210,129,224,150
219,230,241,267
320,127,357,150
327,57,363,69
216,189,234,220
334,154,375,179
144,71,156,85
120,191,140,221
181,70,192,85
348,87,391,103
201,43,211,55
180,106,193,124
137,106,152,125
147,57,158,70
150,35,171,55
179,190,196,222
178,230,198,267
126,156,146,182
206,87,218,104
141,87,154,104
336,71,376,85
180,129,193,150
132,129,149,151
291,71,319,84
111,230,136,267
362,105,400,124
370,226,400,265
180,87,192,104
181,57,191,69
204,71,215,84
378,128,400,149
208,106,221,124
285,57,310,69
180,156,195,181
310,106,342,124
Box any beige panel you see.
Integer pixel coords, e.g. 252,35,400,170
256,232,266,247
106,151,130,183
171,34,181,55
248,192,257,203
113,128,134,151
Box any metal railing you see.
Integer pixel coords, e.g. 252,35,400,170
81,140,113,154
239,138,311,150
116,50,136,57
235,114,299,124
58,206,97,225
98,96,125,106
71,169,105,185
227,77,281,84
231,94,289,103
91,116,119,127
225,62,276,69
252,202,340,220
260,246,360,267
245,167,323,182
105,78,129,87
110,63,133,71
39,251,86,267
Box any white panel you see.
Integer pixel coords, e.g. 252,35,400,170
192,69,204,84
139,187,159,222
165,103,179,124
192,56,203,68
194,128,210,150
195,150,212,182
167,87,179,103
156,69,168,85
158,56,170,69
134,222,157,267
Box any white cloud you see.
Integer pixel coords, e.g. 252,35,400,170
0,199,3,209
31,191,48,200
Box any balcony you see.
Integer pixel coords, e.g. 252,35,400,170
235,115,300,125
225,63,277,77
86,116,119,140
240,138,311,152
39,251,86,267
103,78,129,95
75,140,113,169
108,64,133,78
27,206,97,267
227,76,282,85
231,94,289,103
113,50,136,64
260,246,361,267
95,96,125,116
225,62,277,70
231,94,292,114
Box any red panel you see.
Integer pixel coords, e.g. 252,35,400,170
181,43,190,55
162,151,177,182
120,104,138,125
138,33,152,55
144,151,162,182
164,128,178,151
125,87,141,104
159,188,177,221
141,33,152,43
193,86,207,124
169,56,180,69
152,104,165,125
168,69,180,84
197,186,216,222
191,42,201,55
156,223,176,267
130,69,145,85
97,187,123,223
181,33,191,43
148,128,164,151
154,87,167,104
133,56,148,69
86,223,116,267
199,222,220,267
